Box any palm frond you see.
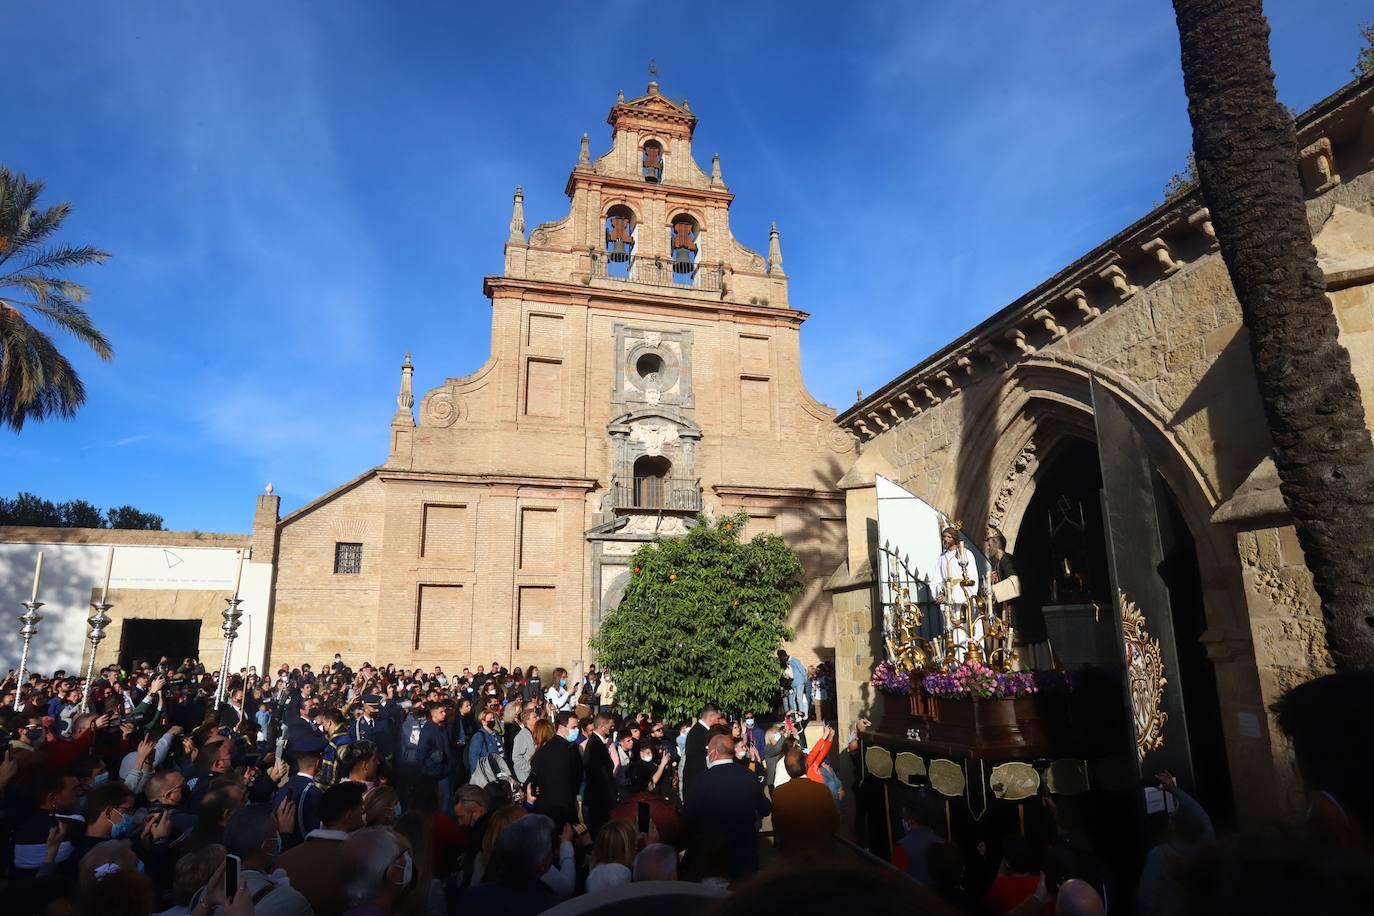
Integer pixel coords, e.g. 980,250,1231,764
0,163,111,430
13,293,113,360
0,308,86,432
13,244,108,274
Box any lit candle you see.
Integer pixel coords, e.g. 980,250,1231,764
99,547,114,605
231,549,245,597
30,551,43,603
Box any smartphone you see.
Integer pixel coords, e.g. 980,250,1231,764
275,731,288,764
224,853,241,898
637,801,651,834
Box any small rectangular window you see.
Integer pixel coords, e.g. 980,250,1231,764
334,542,363,575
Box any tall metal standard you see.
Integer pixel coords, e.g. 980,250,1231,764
214,548,248,708
14,551,45,711
80,548,116,714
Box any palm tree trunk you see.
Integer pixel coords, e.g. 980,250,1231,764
1173,0,1374,668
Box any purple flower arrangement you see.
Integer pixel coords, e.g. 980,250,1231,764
870,659,912,696
921,661,1040,699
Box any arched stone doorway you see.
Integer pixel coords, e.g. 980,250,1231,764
960,359,1268,823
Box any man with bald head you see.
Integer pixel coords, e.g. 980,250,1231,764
682,733,772,880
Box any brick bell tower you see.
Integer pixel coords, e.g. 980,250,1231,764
370,81,851,670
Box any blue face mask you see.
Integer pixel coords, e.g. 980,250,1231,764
111,811,134,839
393,802,403,817
91,772,110,787
560,678,567,687
745,718,755,728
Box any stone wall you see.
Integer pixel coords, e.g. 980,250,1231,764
828,75,1374,824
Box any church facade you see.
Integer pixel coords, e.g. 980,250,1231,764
253,83,852,674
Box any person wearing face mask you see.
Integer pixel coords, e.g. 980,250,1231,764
466,709,504,775
544,668,575,713
222,803,313,916
77,781,138,860
609,745,685,850
340,827,416,916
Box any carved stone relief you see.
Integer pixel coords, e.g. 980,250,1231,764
426,391,463,428
613,324,695,409
988,442,1038,531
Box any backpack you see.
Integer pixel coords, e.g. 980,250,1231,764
470,751,517,791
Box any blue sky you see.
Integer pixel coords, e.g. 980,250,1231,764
4,1,1369,533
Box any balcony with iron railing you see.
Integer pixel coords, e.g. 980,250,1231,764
590,248,724,293
610,475,704,512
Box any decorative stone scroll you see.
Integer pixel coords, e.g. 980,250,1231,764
1032,308,1067,339
1065,287,1100,321
1099,263,1139,299
1299,137,1341,195
1142,237,1182,274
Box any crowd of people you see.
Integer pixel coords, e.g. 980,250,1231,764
1,654,1371,916
0,651,857,916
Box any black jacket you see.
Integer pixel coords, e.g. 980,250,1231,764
682,722,710,800
683,760,772,879
529,734,583,813
581,732,617,829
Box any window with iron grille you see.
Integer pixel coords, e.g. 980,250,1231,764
334,542,363,575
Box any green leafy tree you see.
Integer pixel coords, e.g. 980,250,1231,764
106,505,164,530
1355,22,1374,76
0,492,62,526
0,166,112,431
59,498,104,528
0,492,163,529
1159,152,1199,205
590,512,803,721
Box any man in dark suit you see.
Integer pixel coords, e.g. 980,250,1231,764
683,733,772,880
218,686,246,729
582,712,619,836
682,702,723,803
530,710,583,830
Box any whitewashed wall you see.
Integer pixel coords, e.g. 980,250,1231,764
0,541,271,676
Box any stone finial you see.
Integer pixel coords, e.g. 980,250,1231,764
578,133,590,165
1065,287,1100,320
768,221,784,274
265,482,274,495
682,98,690,111
1142,238,1182,274
1005,328,1036,356
856,388,863,402
509,185,525,243
394,351,415,426
617,88,625,103
1032,308,1067,339
710,153,723,186
647,80,660,95
1099,263,1139,299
